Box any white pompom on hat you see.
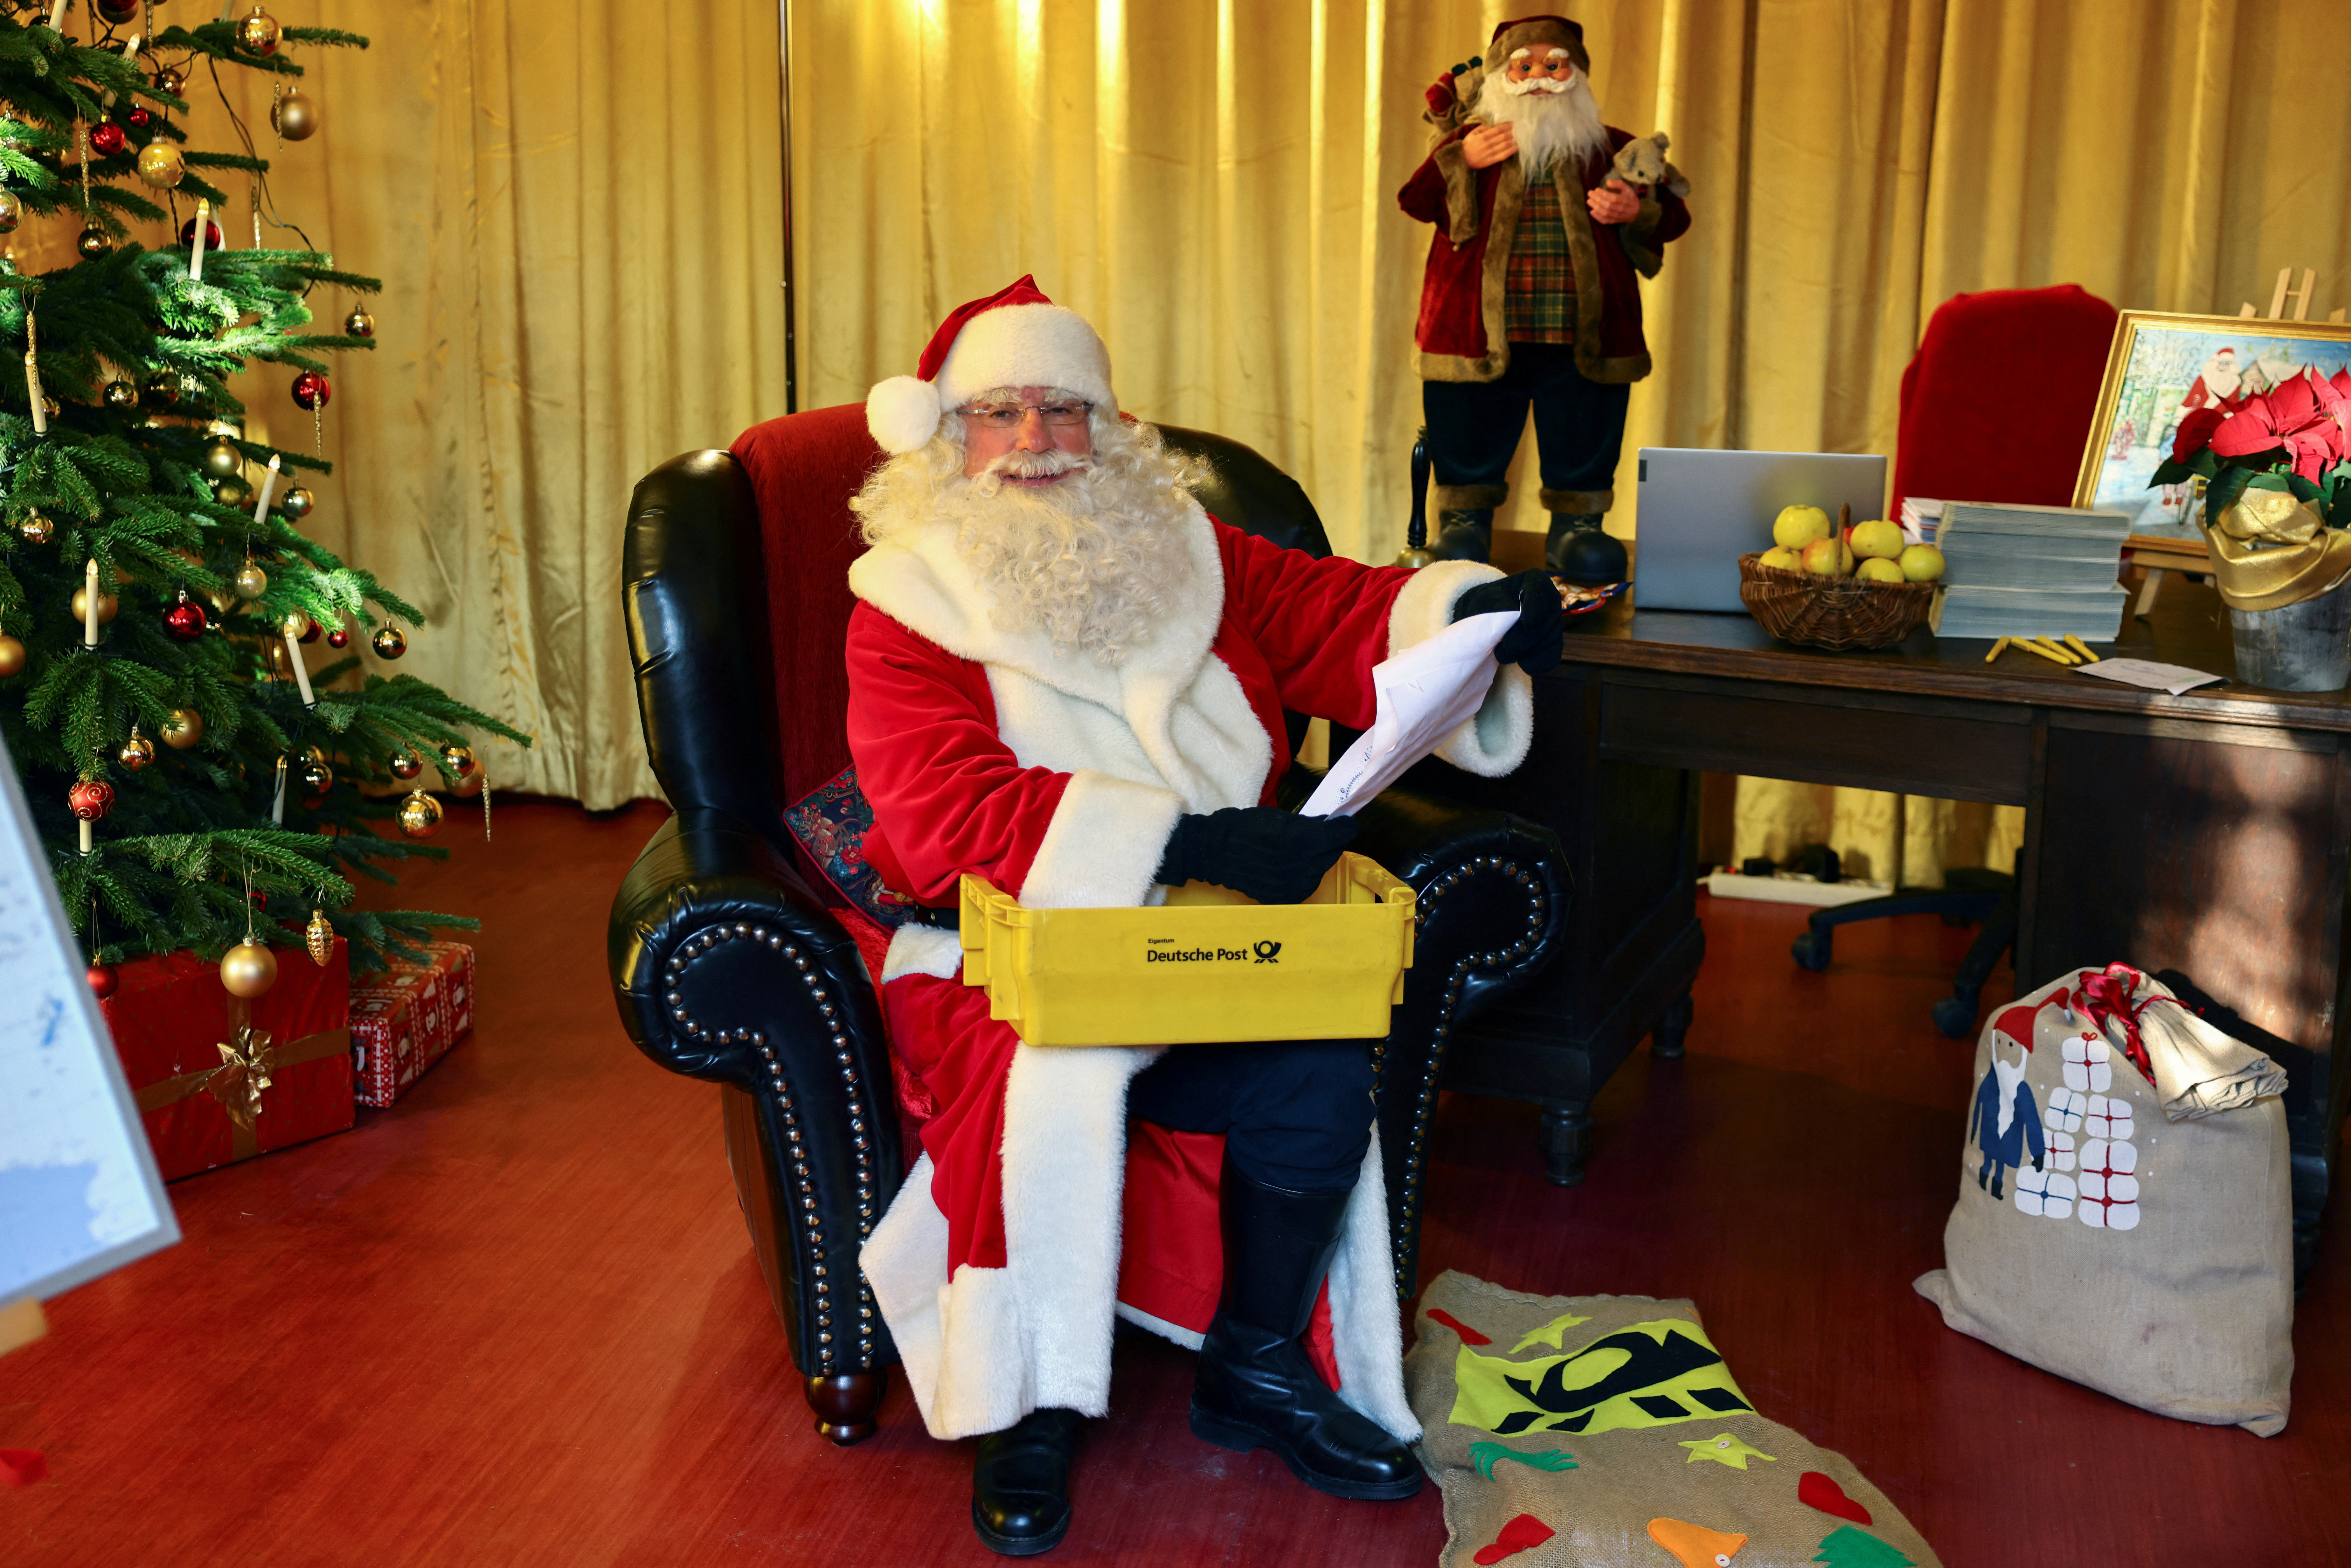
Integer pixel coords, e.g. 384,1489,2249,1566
865,274,1116,454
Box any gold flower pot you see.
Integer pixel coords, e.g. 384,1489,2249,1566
2210,493,2351,691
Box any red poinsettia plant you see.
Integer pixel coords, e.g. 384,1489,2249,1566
2153,365,2351,527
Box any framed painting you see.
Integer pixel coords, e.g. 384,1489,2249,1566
2072,311,2351,544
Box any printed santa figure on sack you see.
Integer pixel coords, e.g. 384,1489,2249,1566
1987,986,2147,1230
848,277,1559,1554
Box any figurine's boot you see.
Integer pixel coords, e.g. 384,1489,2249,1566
1189,1162,1423,1501
1546,510,1629,585
1432,508,1494,564
972,1406,1084,1556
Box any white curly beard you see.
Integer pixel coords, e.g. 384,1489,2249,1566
851,413,1202,667
1475,68,1610,180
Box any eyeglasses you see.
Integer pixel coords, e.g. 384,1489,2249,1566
957,402,1092,429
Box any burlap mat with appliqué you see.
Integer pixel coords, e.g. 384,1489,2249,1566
1406,1272,1939,1568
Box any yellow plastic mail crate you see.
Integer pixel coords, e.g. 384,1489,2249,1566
958,852,1417,1047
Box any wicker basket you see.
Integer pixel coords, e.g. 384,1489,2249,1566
1736,552,1936,651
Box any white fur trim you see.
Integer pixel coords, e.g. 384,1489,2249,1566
1388,561,1535,779
866,374,944,455
1328,1132,1422,1441
881,923,962,984
860,1153,952,1424
1021,770,1185,910
934,303,1115,415
1116,1300,1204,1349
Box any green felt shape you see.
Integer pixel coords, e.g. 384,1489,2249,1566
1812,1524,1918,1567
1468,1441,1578,1481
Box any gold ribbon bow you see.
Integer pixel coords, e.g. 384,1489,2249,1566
207,1026,275,1132
2206,493,2351,612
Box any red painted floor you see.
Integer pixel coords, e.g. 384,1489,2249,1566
4,801,2342,1565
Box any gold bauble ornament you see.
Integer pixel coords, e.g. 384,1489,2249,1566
119,726,155,770
213,475,252,509
135,142,186,190
219,938,279,998
0,634,24,679
103,380,138,412
440,742,476,780
143,373,181,409
156,67,186,99
18,512,53,545
238,7,282,56
371,624,407,659
71,585,119,625
343,308,374,339
161,707,203,748
265,638,291,676
282,610,311,639
280,486,315,520
388,750,423,781
77,225,111,259
0,191,19,235
304,909,334,967
397,788,443,839
234,564,269,599
271,88,316,141
202,439,243,479
297,757,332,795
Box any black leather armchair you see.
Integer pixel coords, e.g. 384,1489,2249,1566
606,408,1569,1444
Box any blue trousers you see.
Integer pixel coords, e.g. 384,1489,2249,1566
1422,341,1630,510
1127,1038,1375,1195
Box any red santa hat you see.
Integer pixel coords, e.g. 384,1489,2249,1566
865,275,1116,455
1991,1000,2043,1051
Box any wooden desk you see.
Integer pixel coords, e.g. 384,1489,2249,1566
1402,578,2351,1270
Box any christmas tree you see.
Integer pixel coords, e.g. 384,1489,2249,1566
0,7,524,991
1811,1525,1917,1568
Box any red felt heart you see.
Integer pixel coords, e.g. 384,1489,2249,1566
0,1449,49,1487
1799,1470,1872,1525
1474,1513,1556,1565
1426,1308,1492,1346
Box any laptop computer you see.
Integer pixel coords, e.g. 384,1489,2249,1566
1632,448,1889,611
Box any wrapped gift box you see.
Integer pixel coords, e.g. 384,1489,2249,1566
351,940,475,1108
102,940,354,1183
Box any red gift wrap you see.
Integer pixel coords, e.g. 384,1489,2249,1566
101,940,354,1182
351,940,475,1108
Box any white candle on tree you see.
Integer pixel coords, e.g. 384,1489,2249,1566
24,350,44,437
189,198,209,280
284,628,315,708
252,453,280,521
100,35,141,109
83,558,100,647
46,0,67,32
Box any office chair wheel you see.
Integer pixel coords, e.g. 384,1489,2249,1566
1932,994,1979,1040
1791,928,1832,972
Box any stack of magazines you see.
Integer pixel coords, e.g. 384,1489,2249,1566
1925,502,2133,641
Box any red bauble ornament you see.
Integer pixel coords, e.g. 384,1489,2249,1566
179,214,224,250
123,105,152,131
326,627,349,649
68,780,115,821
88,121,127,157
87,961,119,1000
297,618,320,644
291,371,332,411
164,594,209,641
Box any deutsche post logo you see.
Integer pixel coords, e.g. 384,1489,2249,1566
1253,940,1281,964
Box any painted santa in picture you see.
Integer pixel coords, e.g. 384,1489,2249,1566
2180,346,2242,413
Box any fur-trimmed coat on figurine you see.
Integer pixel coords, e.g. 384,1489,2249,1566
1399,14,1690,575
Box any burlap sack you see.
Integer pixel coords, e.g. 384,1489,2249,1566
1914,962,2293,1435
1408,1271,1941,1568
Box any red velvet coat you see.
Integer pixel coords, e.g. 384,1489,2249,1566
840,503,1532,1441
1398,123,1690,385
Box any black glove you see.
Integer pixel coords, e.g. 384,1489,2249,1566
1450,569,1563,675
1154,807,1359,905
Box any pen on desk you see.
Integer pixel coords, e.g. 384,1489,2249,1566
2032,636,2080,665
1984,637,2008,663
2016,638,2070,667
2062,634,2099,663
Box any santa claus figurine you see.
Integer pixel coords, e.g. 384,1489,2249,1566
850,276,1554,1554
1400,15,1691,576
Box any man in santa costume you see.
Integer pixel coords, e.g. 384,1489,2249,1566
845,276,1558,1554
1401,14,1690,576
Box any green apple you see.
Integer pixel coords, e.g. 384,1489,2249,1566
1773,504,1832,550
1850,518,1904,559
1856,556,1906,584
1758,545,1803,572
1898,543,1945,582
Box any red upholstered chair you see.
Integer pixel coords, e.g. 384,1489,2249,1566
606,405,1571,1442
1793,285,2119,1037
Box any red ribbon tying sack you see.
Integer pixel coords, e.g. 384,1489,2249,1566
2076,962,2160,1086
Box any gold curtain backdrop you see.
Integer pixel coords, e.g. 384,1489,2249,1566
30,2,2346,821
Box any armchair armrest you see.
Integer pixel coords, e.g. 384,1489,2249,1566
1280,770,1569,1296
608,807,904,1391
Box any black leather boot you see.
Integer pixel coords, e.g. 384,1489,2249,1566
1189,1162,1423,1501
972,1406,1084,1556
1432,508,1493,564
1545,510,1628,585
